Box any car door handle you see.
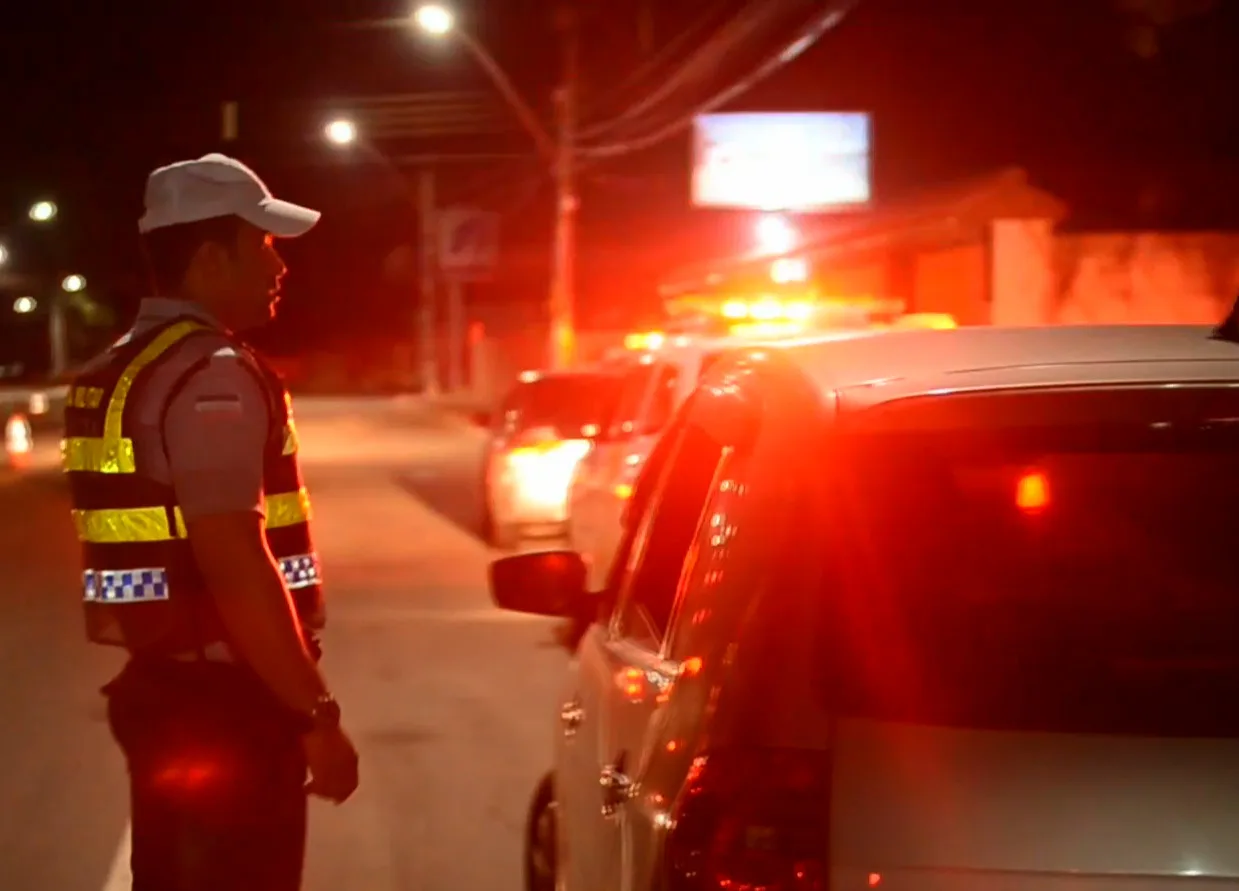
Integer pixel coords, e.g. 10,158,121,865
560,699,584,736
599,762,634,817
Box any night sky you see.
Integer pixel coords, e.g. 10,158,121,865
1,0,1236,369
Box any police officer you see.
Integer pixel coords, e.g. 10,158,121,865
62,153,359,890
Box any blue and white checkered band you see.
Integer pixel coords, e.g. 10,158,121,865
83,568,170,604
279,553,321,590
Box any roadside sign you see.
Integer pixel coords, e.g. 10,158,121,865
437,207,499,281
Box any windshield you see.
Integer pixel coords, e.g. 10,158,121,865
512,374,622,436
818,386,1239,737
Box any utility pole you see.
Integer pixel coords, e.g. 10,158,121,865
549,6,579,370
49,292,68,378
446,279,465,391
221,101,239,142
418,166,440,394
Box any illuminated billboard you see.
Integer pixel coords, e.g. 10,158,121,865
691,112,871,212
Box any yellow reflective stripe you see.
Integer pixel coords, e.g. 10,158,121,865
70,386,104,409
281,422,299,456
74,491,306,544
62,436,137,475
266,488,311,528
72,506,187,543
104,320,209,442
62,320,210,474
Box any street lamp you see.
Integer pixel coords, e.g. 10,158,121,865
414,3,454,35
411,3,574,369
12,296,36,314
321,118,441,393
28,201,57,223
324,118,357,146
62,274,86,293
0,244,7,266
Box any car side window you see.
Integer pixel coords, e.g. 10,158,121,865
611,423,729,652
640,364,679,435
664,451,748,663
497,384,525,435
606,363,657,441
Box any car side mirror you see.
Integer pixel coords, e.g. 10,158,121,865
489,550,588,617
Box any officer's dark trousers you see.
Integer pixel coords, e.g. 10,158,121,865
104,657,308,891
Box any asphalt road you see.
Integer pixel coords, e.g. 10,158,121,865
0,398,569,891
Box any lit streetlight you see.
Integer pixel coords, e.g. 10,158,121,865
411,2,574,368
414,4,454,35
28,201,57,223
62,274,86,293
12,296,36,314
0,244,7,266
324,118,357,146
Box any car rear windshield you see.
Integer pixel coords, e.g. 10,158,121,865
817,385,1239,737
516,375,622,435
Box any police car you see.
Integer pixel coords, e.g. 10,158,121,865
567,297,948,590
493,322,1239,891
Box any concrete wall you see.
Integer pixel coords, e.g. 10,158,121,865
912,243,988,324
834,227,1239,328
1051,232,1239,324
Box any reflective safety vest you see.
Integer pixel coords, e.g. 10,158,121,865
61,316,325,655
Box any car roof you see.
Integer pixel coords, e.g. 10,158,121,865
773,324,1239,409
517,367,620,384
638,327,878,367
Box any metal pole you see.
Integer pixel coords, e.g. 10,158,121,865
49,293,68,378
221,101,239,142
549,9,578,370
446,279,465,392
418,166,439,395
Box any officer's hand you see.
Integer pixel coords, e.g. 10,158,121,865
303,724,360,803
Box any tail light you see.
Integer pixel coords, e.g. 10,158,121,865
506,438,592,504
507,438,590,468
665,748,830,890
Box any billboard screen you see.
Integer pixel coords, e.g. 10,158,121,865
691,112,871,212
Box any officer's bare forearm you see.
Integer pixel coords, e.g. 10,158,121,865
186,512,329,717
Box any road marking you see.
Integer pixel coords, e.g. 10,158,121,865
102,822,131,890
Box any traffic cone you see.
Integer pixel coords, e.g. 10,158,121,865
5,413,32,469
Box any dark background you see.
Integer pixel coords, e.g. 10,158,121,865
0,0,1235,367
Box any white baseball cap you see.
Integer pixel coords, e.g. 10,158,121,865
138,152,321,237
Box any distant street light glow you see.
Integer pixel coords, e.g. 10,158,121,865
414,4,454,35
13,296,36,314
61,274,86,293
324,118,358,146
28,201,57,223
0,244,7,266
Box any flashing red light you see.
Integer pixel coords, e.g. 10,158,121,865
1015,469,1050,514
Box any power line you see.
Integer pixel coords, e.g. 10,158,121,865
576,0,797,141
577,0,862,161
574,0,736,131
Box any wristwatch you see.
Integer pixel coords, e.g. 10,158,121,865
309,693,341,731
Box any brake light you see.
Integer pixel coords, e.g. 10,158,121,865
1016,469,1050,514
664,748,829,890
625,331,666,351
